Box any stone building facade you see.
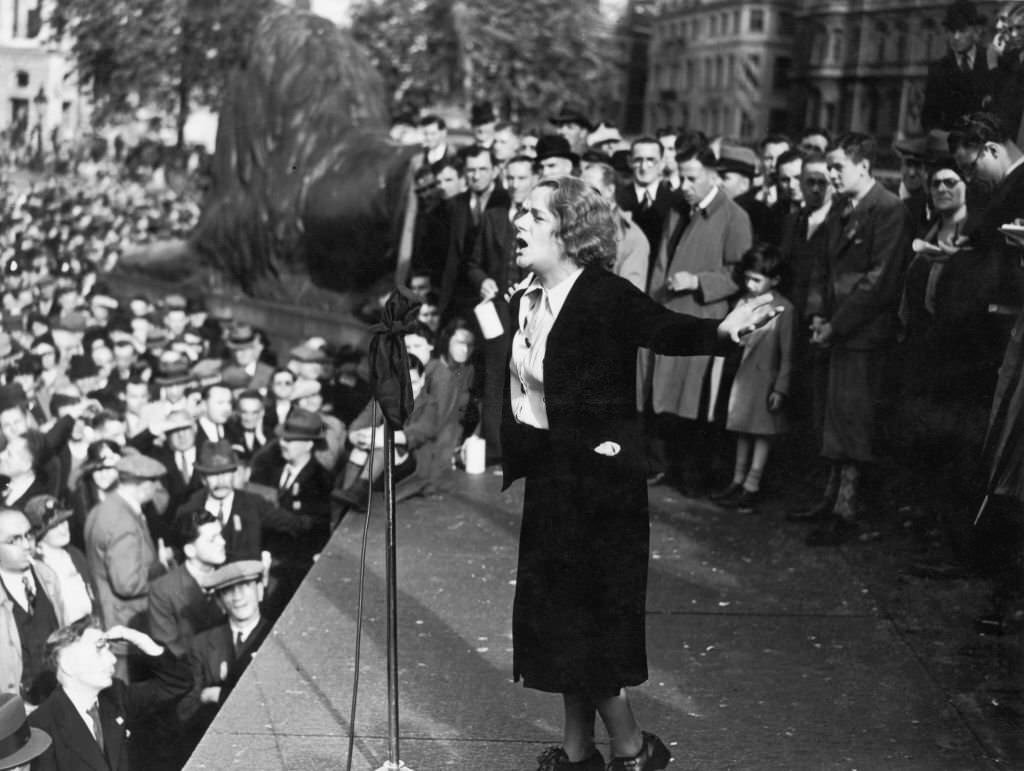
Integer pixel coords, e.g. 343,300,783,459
644,0,1003,141
0,0,83,149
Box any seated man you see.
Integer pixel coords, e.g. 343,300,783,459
27,618,192,771
146,510,227,656
177,560,272,750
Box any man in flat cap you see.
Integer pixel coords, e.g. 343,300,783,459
922,0,996,131
176,560,271,750
84,452,173,679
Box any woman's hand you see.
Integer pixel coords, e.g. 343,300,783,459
718,294,783,342
666,271,699,293
768,392,784,412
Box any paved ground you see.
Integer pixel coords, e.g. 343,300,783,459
185,467,1020,770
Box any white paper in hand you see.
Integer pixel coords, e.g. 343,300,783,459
474,299,504,340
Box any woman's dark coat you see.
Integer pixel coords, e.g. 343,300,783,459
501,267,729,695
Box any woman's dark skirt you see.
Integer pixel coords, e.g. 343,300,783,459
513,429,650,698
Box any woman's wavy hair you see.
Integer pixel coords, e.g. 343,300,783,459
536,177,616,269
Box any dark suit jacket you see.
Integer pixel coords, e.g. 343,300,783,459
501,268,729,488
921,45,996,131
146,564,225,655
440,186,511,315
175,487,307,561
466,205,520,295
146,444,204,519
178,617,272,733
810,182,911,350
616,181,678,264
27,653,192,771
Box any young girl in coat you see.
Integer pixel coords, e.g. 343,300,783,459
718,243,794,513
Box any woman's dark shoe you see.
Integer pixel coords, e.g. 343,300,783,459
607,731,671,770
786,498,833,523
708,481,742,502
732,488,760,514
536,745,605,771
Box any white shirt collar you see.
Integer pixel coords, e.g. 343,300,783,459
634,180,660,200
697,186,718,211
1005,153,1024,178
204,490,235,521
524,266,585,319
62,682,102,726
229,614,261,643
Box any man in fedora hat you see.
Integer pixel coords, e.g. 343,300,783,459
922,0,996,131
0,508,67,706
0,693,50,770
143,409,204,523
84,452,173,679
550,104,592,155
175,440,310,565
250,409,332,604
26,617,191,771
176,560,271,748
146,509,226,656
534,135,578,179
221,324,273,393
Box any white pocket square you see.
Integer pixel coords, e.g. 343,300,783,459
593,441,621,457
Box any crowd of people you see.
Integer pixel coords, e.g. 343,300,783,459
0,0,1021,769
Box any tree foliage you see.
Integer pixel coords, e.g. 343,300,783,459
350,0,617,122
51,0,274,144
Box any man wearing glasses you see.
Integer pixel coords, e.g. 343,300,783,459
0,508,67,707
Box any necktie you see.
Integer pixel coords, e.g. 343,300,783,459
177,451,190,480
471,196,482,226
280,467,293,491
87,703,104,752
22,574,35,612
218,499,228,525
641,191,653,211
235,630,244,651
958,52,969,72
245,430,255,451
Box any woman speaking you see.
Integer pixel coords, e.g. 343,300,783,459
502,176,778,771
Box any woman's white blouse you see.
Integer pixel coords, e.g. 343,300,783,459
510,268,584,430
37,545,93,623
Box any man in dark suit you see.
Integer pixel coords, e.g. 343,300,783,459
227,389,266,463
146,510,226,656
921,0,996,131
797,133,912,546
26,618,191,771
250,410,332,612
175,441,309,562
439,145,510,320
464,155,534,463
194,383,233,450
143,411,204,533
616,137,677,273
176,560,272,753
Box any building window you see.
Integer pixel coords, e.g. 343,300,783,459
749,8,765,33
686,59,695,91
740,110,754,139
772,56,791,92
732,11,740,34
779,12,795,36
710,15,717,37
831,30,844,62
15,71,29,88
716,56,724,88
27,3,41,38
745,54,761,89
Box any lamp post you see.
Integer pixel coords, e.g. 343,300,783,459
32,87,47,170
